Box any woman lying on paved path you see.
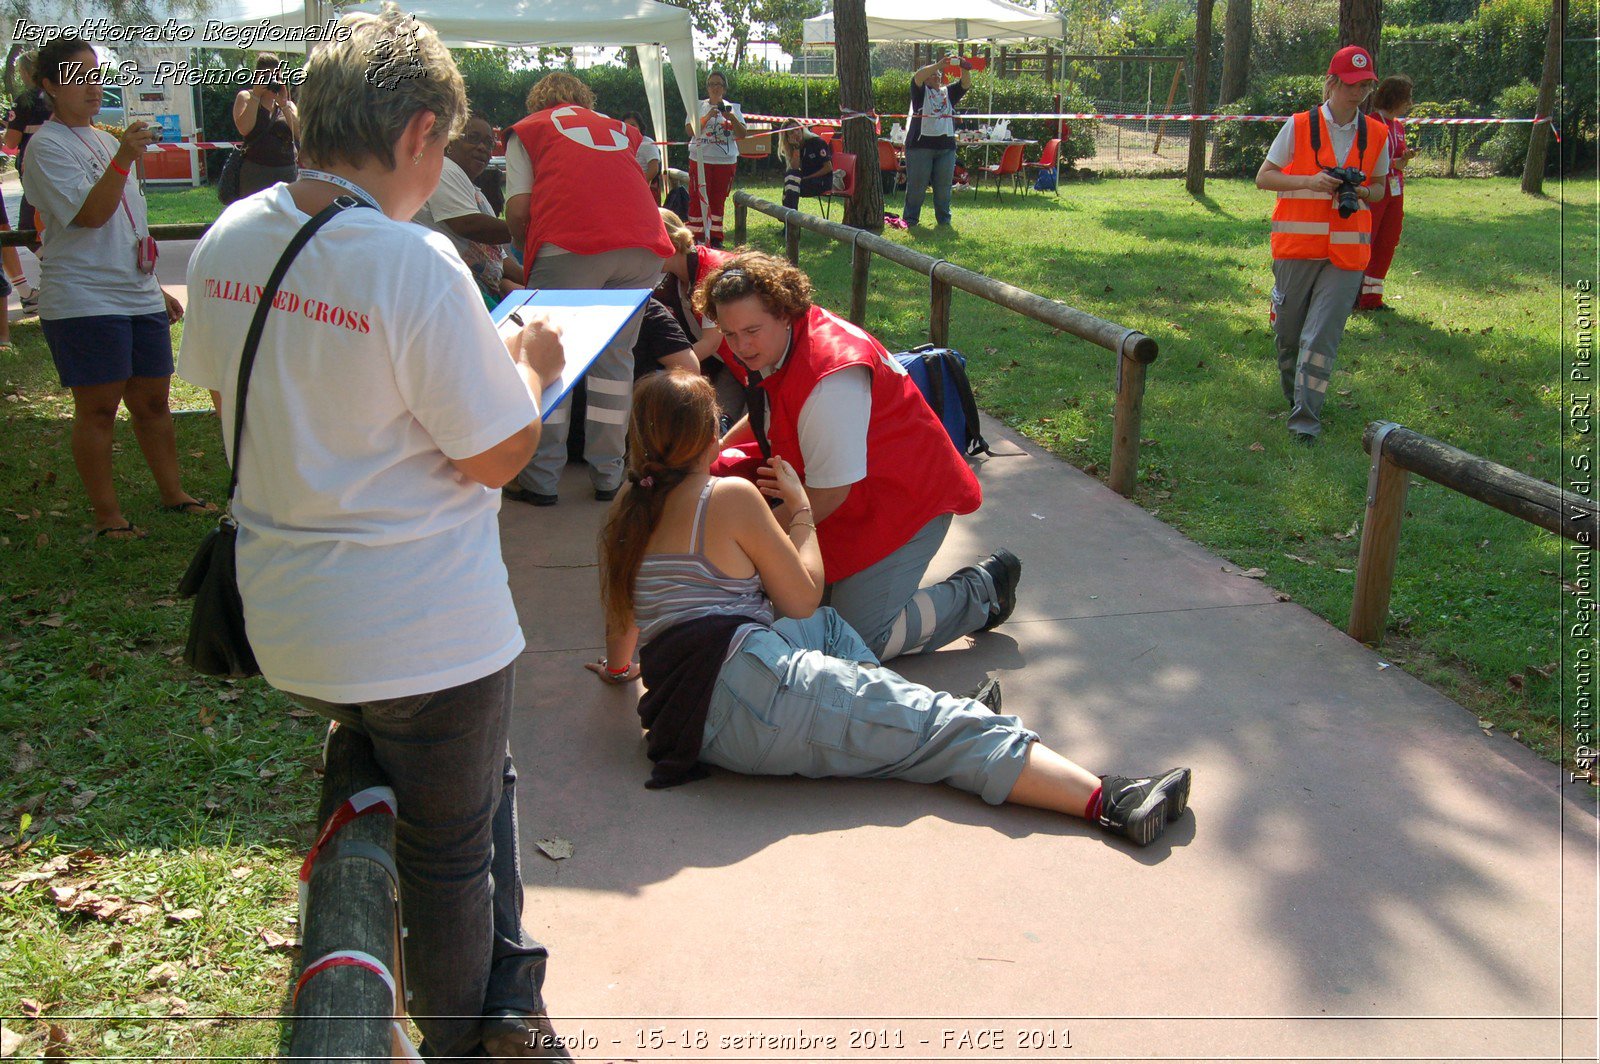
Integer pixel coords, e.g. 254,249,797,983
589,370,1193,847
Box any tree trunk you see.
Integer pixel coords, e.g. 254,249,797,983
1186,0,1214,196
1338,0,1383,65
834,0,884,231
1523,0,1565,194
1219,0,1253,106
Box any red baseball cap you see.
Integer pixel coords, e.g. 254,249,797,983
1328,45,1378,84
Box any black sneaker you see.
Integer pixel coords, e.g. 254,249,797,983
964,676,1002,714
481,1008,575,1061
976,549,1022,631
503,486,558,507
1097,768,1191,847
594,486,619,502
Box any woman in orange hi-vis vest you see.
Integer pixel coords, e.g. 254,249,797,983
1256,46,1391,445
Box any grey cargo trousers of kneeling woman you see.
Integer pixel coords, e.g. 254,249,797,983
699,608,1039,804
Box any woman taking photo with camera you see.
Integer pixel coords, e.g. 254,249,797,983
1255,45,1390,446
232,52,299,198
591,370,1192,849
23,36,205,539
684,70,746,247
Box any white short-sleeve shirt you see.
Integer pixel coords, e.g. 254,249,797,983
413,156,508,288
688,100,745,164
178,186,539,703
754,361,871,490
21,120,165,319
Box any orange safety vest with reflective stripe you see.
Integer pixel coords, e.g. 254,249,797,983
1270,108,1388,272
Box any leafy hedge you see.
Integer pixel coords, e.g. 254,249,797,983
1209,75,1323,178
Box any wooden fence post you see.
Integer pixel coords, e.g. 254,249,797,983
849,237,871,325
1108,351,1146,497
929,265,952,347
1448,126,1460,178
733,199,747,246
289,726,400,1061
1348,426,1411,646
784,216,801,265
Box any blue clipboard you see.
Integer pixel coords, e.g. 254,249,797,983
492,288,653,421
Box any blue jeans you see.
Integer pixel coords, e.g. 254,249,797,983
293,664,549,1059
903,146,958,225
700,609,1038,805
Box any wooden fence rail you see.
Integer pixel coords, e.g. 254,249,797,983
1348,420,1598,646
287,724,404,1063
732,192,1159,496
0,224,211,247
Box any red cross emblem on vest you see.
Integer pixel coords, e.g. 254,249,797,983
550,106,630,152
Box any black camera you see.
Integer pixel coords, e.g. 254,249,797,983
1322,166,1366,218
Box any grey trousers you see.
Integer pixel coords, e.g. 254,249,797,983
825,514,997,662
515,245,664,495
1270,258,1363,437
699,608,1038,804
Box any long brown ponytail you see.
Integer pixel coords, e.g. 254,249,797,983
598,370,721,633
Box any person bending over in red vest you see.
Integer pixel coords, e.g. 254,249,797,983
1256,45,1390,446
693,250,1022,663
1358,75,1414,312
503,72,672,506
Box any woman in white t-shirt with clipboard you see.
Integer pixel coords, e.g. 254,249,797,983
684,69,746,247
22,36,207,539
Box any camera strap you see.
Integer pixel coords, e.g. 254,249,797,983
1308,106,1368,168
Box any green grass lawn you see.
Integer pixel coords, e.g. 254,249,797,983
732,173,1585,764
0,174,1586,1050
1,325,311,1054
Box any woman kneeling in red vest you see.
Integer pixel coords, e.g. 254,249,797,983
695,250,1020,662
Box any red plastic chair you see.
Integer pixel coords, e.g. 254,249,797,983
974,142,1026,197
1024,136,1062,194
816,150,857,218
876,138,905,193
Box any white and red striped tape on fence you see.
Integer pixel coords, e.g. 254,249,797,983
743,109,1561,141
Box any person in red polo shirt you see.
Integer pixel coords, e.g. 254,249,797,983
696,251,1021,662
504,73,673,505
1256,45,1390,446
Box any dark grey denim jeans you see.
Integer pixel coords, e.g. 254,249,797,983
293,663,548,1059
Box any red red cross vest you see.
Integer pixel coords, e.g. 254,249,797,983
726,306,982,581
510,106,673,263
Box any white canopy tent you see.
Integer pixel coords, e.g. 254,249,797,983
800,0,1064,121
4,0,699,150
801,0,1063,47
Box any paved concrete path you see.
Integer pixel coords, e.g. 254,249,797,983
495,417,1596,1064
90,206,1595,1061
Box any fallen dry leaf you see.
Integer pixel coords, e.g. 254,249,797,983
1507,674,1525,692
1284,553,1316,565
10,741,37,774
1530,662,1558,680
34,533,47,549
1239,567,1267,579
43,1023,70,1060
166,907,202,924
2,1026,26,1058
259,928,297,953
1248,442,1265,452
534,837,574,861
196,706,216,727
1273,591,1293,602
147,961,184,987
38,615,63,628
20,999,41,1019
68,790,96,811
287,707,315,719
1332,522,1360,542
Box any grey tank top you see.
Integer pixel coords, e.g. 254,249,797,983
634,479,775,644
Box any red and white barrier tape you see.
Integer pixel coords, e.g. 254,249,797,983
297,785,397,928
745,110,1561,142
292,948,422,1061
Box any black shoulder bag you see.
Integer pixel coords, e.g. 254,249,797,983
178,197,369,677
217,108,267,205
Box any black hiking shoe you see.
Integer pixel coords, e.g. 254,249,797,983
964,676,1003,714
1097,767,1191,847
975,549,1022,631
481,1008,574,1061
